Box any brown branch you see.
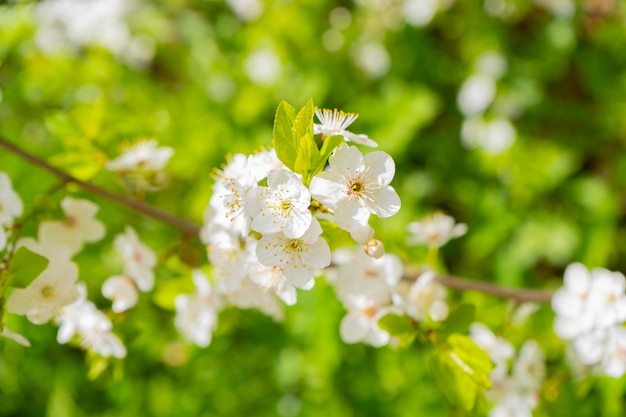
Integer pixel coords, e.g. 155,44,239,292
0,135,201,236
1,134,555,303
435,275,553,303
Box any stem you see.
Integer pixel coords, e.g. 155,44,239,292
1,135,555,303
0,136,200,236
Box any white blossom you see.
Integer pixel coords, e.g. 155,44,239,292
309,144,400,244
256,218,331,287
339,294,393,347
245,169,312,239
102,275,139,313
5,238,79,325
114,226,157,292
56,282,126,358
38,197,106,257
223,278,285,322
0,172,23,224
106,139,173,173
314,108,377,147
402,271,449,322
362,238,385,259
174,270,220,347
406,212,467,248
470,322,515,381
206,229,250,293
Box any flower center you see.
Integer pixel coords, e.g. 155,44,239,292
40,285,54,299
349,179,365,197
280,199,293,213
64,214,77,228
288,240,303,252
363,304,378,318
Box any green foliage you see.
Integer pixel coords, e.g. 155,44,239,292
430,335,493,412
4,246,48,289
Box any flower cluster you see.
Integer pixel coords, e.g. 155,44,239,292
407,212,467,248
471,323,545,417
4,196,108,351
552,263,626,377
189,107,401,345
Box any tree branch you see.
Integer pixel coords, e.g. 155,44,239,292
435,274,553,303
1,135,555,303
0,135,201,236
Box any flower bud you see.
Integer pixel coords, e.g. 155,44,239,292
363,238,385,259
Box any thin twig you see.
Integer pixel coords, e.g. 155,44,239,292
0,135,201,236
435,275,553,303
1,134,555,302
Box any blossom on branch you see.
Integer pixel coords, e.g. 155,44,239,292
38,197,106,258
309,144,400,244
102,275,139,313
406,212,467,248
314,108,378,147
114,226,157,292
245,169,312,239
174,270,220,347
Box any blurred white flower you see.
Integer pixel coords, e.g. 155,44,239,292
314,108,378,147
114,226,157,292
5,238,79,325
457,74,497,116
470,322,515,380
461,116,516,155
38,197,106,258
245,48,282,86
102,275,139,313
0,172,23,224
174,270,220,347
402,271,449,322
407,212,467,248
340,294,393,347
402,0,438,27
57,282,126,358
106,139,173,173
227,0,264,22
352,41,390,79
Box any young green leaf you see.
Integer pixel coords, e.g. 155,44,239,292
272,101,298,170
378,313,415,336
294,132,321,186
437,303,476,337
293,98,315,141
6,246,49,289
430,349,480,411
312,134,343,177
447,334,493,389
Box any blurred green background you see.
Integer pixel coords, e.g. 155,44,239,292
1,0,626,415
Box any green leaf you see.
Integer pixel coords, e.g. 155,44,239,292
378,313,415,336
294,132,321,185
313,134,343,176
6,246,49,289
272,101,298,170
430,349,481,411
293,97,315,141
447,334,493,389
438,303,476,337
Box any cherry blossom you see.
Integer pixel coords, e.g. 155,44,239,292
309,144,400,243
406,212,467,248
5,238,79,324
56,282,126,358
206,229,249,293
102,275,139,313
339,294,393,347
0,172,23,224
255,218,330,287
401,271,449,322
106,139,173,173
245,169,312,239
38,197,106,257
114,226,157,292
174,270,220,347
314,108,378,147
